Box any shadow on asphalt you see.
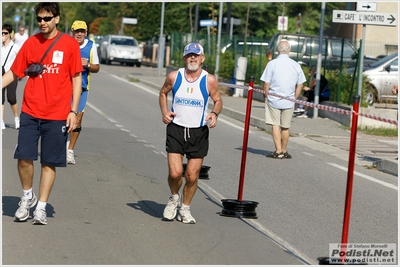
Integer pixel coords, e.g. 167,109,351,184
2,196,55,220
235,146,272,156
127,200,164,219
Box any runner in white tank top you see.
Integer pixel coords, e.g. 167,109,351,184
159,42,223,224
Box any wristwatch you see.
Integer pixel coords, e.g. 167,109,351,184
70,110,79,116
87,63,91,69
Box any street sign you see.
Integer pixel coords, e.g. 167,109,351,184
357,2,377,12
223,17,241,25
332,10,397,26
277,16,288,31
122,17,137,25
200,19,217,27
14,15,20,22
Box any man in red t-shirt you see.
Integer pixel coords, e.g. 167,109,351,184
2,2,83,225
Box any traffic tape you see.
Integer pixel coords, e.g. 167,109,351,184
219,82,398,126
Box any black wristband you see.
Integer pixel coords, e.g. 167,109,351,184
70,110,79,116
211,111,219,118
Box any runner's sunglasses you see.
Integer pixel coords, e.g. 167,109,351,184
36,16,54,22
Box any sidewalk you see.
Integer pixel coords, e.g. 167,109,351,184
130,67,398,176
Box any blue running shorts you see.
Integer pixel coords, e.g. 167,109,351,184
14,112,69,167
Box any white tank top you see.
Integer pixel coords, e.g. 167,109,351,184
171,68,209,128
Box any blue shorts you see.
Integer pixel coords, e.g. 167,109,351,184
78,89,89,112
14,112,69,167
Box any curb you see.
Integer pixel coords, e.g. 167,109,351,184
374,159,398,176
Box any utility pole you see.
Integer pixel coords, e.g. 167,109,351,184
226,2,232,36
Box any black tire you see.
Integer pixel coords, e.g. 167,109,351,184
136,63,141,68
106,57,111,65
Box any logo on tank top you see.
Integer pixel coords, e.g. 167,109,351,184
175,97,203,107
186,87,194,94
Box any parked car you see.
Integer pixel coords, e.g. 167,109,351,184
356,52,398,105
99,34,143,67
267,33,377,70
221,40,269,56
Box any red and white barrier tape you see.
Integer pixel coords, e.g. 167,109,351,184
219,82,398,126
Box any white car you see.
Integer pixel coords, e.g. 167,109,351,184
100,34,143,67
363,52,398,105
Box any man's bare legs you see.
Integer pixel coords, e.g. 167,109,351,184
18,159,55,202
271,125,290,153
167,153,202,206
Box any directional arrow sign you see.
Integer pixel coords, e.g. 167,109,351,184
200,19,217,27
332,10,397,26
357,2,377,12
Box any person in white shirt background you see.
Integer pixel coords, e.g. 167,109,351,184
12,25,29,47
2,24,21,130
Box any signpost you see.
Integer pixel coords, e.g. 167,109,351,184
332,10,397,26
119,17,137,35
223,17,241,40
332,4,397,260
356,1,377,12
200,19,218,55
277,16,288,32
14,15,21,33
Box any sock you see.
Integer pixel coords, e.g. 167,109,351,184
181,204,190,210
36,201,47,211
23,188,33,199
171,194,179,201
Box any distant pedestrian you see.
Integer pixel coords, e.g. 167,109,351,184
260,40,306,159
2,24,21,130
159,42,222,224
2,2,83,225
12,25,29,47
295,65,330,118
392,85,398,95
67,20,100,165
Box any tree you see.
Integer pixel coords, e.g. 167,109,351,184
3,2,348,41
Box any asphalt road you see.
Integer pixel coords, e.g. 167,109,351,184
1,64,398,265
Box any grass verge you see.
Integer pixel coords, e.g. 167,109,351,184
341,126,398,137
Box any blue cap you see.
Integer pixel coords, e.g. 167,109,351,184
183,42,204,56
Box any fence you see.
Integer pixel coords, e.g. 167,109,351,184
168,32,270,83
141,32,396,107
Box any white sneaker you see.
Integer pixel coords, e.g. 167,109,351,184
32,209,47,225
14,117,20,129
163,194,180,220
297,113,308,118
67,150,76,165
15,193,38,221
177,206,196,224
294,107,305,113
1,121,5,129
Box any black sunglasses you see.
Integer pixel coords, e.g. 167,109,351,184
36,16,54,22
2,32,9,35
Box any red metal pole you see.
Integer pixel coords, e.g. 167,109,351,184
237,77,254,202
340,95,360,259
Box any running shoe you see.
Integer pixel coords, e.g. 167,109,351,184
15,193,38,221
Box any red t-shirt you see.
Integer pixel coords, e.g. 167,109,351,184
11,31,83,120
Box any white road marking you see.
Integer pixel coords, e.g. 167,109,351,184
328,163,398,190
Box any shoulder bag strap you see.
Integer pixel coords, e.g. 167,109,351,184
2,45,14,67
38,32,63,64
